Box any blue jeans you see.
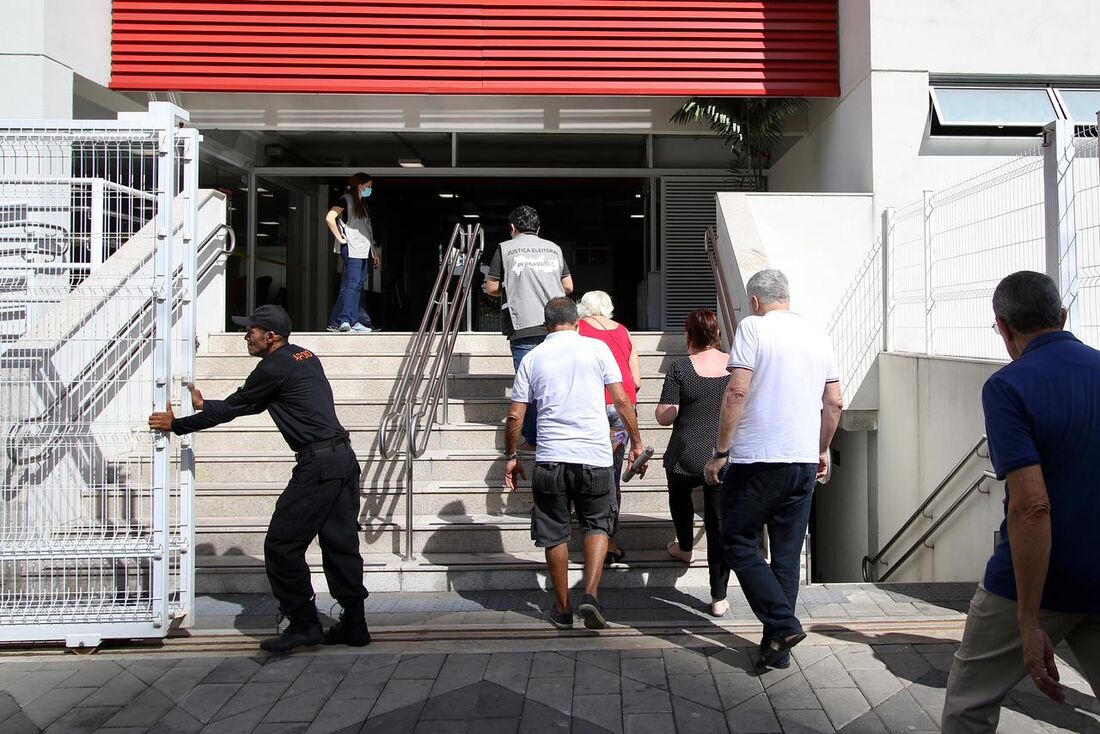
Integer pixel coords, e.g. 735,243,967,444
510,335,544,445
332,246,372,327
328,290,371,329
721,462,816,645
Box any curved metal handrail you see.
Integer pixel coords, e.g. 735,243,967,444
378,223,483,460
199,223,236,255
862,435,992,582
704,226,738,348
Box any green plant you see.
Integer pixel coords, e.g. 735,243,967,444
671,97,809,186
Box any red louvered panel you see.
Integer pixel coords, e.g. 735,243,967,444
110,0,839,97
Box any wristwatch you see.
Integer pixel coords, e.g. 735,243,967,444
503,451,518,461
711,447,730,459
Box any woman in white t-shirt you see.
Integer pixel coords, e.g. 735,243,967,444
325,172,380,333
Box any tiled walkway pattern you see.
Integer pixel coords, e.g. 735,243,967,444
2,640,1098,733
1,584,1097,733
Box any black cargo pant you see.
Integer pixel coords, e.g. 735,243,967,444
264,440,367,618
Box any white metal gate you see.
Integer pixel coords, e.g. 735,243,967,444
0,103,199,646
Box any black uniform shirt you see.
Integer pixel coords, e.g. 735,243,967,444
171,343,347,452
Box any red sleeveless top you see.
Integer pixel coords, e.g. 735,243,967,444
578,320,637,405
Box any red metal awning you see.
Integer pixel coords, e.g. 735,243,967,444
110,0,839,97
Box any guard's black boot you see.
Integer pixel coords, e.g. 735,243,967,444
324,604,370,647
260,609,324,654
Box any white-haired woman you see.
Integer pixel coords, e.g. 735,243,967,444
578,290,641,564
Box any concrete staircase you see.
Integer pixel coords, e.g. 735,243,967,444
193,331,720,593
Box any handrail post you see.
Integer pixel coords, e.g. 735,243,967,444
441,290,450,425
404,397,415,561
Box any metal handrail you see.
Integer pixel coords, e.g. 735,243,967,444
862,434,993,582
704,226,738,348
377,222,484,560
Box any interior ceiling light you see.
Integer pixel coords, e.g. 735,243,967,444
462,213,480,218
261,193,274,198
630,214,645,219
259,221,280,225
398,159,424,168
438,192,457,198
635,193,642,198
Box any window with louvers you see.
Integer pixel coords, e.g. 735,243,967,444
660,176,755,330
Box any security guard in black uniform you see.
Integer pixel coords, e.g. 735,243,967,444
148,305,369,653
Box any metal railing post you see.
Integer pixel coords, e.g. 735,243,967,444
90,178,104,268
1043,119,1079,331
922,190,934,355
404,398,415,561
441,290,450,425
149,103,178,630
881,207,895,353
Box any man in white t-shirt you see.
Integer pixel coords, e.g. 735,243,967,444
703,269,845,670
504,297,645,631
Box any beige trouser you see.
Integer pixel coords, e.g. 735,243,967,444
941,585,1100,733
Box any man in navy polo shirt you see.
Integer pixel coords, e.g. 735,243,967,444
942,271,1100,732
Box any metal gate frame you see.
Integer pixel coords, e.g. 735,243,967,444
0,103,198,647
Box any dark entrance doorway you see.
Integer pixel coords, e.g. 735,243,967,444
354,177,649,332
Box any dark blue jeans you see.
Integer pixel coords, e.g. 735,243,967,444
332,246,372,327
721,462,816,644
510,335,544,445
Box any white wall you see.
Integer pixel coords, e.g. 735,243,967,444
0,0,111,118
869,0,1100,77
872,353,1006,583
715,192,875,330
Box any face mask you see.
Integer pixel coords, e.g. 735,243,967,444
360,187,372,198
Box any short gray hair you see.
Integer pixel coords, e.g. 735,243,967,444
577,290,614,319
992,271,1062,333
544,296,578,328
746,268,790,304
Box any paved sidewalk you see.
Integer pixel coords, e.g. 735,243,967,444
1,584,1098,733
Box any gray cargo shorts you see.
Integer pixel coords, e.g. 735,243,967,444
530,462,617,548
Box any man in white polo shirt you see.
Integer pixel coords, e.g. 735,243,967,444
504,297,646,630
704,269,844,670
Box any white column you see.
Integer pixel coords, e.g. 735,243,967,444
1043,119,1078,330
881,207,895,353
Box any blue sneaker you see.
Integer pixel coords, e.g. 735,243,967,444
350,323,373,333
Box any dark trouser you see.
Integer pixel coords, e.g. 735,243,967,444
332,246,372,327
264,441,368,618
328,288,371,329
510,335,544,445
721,462,816,642
610,441,625,538
667,472,731,601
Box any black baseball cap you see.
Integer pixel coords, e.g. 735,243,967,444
231,305,292,338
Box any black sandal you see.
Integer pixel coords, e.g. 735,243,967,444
760,632,807,668
605,548,627,565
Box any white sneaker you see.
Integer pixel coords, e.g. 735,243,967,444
338,322,352,332
710,599,730,617
666,540,693,563
350,323,373,333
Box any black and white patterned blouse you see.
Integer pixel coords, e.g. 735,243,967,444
659,356,730,477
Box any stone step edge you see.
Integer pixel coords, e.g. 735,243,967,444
184,449,669,462
195,421,672,434
197,511,699,531
196,550,709,571
194,478,686,492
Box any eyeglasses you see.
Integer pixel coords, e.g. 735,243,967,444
991,321,1002,336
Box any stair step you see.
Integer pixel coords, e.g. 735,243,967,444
192,421,672,453
195,550,719,593
195,510,703,555
202,331,688,355
195,479,697,517
197,352,680,378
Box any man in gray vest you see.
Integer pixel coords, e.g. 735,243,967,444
485,205,573,447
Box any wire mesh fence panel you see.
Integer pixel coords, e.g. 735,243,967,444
887,202,926,353
928,148,1046,360
0,108,195,644
1073,128,1100,349
827,239,882,405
